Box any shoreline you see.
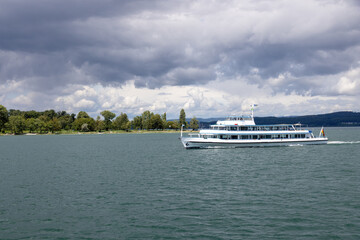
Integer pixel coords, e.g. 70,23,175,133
0,130,198,136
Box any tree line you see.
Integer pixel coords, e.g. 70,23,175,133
0,105,199,134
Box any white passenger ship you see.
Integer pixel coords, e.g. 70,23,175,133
180,106,328,149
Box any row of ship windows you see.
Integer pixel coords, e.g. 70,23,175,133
204,134,307,139
211,126,295,131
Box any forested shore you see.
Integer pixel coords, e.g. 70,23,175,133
0,105,199,135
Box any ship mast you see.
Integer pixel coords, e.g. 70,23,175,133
250,104,258,119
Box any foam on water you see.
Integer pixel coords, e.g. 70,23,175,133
288,144,304,147
327,141,360,145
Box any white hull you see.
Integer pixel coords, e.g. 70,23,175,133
181,137,328,149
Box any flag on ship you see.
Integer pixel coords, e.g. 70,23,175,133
250,104,258,111
320,127,325,137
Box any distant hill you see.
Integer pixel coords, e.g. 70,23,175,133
195,111,360,127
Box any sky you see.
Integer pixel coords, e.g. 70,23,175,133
1,0,360,119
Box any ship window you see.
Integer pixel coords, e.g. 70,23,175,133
220,135,229,139
230,127,237,131
253,135,258,139
240,127,248,131
301,134,305,138
241,135,249,139
231,135,238,139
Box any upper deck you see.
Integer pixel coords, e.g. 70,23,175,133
200,123,311,136
210,124,297,131
216,115,255,126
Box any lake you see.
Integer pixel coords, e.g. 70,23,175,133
0,127,360,239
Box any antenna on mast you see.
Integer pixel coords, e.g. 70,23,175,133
250,104,258,119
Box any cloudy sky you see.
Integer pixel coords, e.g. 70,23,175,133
1,0,360,118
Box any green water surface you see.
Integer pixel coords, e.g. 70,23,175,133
0,127,359,239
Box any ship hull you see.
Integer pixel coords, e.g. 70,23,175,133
181,137,328,149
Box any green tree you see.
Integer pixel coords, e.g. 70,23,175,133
142,110,153,130
38,115,50,123
47,118,61,133
151,114,164,130
167,120,180,130
179,108,187,127
161,112,167,129
58,115,73,130
24,110,40,119
189,117,199,130
36,118,48,133
100,110,116,130
26,118,37,133
113,113,130,130
132,116,142,130
72,118,95,131
56,111,68,118
77,111,90,119
7,115,26,134
95,116,105,132
70,113,76,121
43,109,56,119
8,109,21,116
0,105,8,132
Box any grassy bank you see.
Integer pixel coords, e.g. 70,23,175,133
0,129,198,136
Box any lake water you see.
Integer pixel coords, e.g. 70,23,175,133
0,127,360,239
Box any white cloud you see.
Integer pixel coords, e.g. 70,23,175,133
11,94,33,106
335,66,360,95
74,99,95,109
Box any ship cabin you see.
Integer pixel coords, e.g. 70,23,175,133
195,117,313,140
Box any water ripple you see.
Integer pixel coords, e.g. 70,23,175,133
0,129,360,239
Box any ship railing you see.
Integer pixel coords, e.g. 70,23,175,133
202,124,311,132
210,125,298,131
188,133,200,138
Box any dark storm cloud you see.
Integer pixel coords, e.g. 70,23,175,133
1,0,360,95
0,0,188,51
